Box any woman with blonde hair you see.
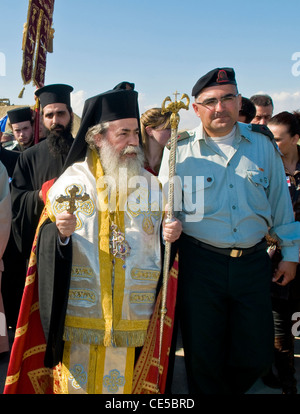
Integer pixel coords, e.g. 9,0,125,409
140,107,171,175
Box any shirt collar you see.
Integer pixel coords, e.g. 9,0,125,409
194,121,251,144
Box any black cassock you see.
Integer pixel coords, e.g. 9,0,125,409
2,136,72,327
36,219,72,368
10,135,73,260
0,146,20,179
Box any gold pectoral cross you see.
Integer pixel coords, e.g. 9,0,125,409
109,222,131,261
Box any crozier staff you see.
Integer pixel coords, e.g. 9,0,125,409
5,85,182,394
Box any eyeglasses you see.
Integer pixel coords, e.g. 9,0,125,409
195,94,239,109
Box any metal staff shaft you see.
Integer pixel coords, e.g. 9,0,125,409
157,92,189,391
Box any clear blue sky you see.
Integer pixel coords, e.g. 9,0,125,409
1,0,300,129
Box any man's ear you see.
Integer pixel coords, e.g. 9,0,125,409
192,102,201,118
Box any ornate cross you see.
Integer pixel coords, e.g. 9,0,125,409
53,184,94,232
56,185,90,214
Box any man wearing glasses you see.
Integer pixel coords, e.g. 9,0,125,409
159,67,300,394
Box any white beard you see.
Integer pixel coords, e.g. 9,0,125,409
98,139,145,210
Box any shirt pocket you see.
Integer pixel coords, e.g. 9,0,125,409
246,170,270,212
181,174,215,220
247,170,269,189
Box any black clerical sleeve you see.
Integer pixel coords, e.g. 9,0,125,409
36,218,72,368
11,140,67,259
0,146,20,178
11,152,44,258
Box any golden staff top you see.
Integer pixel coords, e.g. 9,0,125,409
161,91,190,220
162,91,190,130
156,91,189,392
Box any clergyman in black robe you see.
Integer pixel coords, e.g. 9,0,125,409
4,84,74,326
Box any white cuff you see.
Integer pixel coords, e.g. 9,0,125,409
58,236,70,246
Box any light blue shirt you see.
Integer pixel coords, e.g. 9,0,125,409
159,122,300,262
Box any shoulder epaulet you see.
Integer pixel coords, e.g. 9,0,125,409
166,131,190,150
177,131,191,142
251,124,274,140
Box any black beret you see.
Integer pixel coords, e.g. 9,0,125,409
7,107,32,124
35,83,73,108
192,67,237,97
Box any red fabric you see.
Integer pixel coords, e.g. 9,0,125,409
33,1,55,87
145,166,157,176
21,0,55,87
132,255,178,394
41,178,56,205
4,209,61,394
34,100,40,145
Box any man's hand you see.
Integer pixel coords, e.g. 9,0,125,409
163,217,182,243
162,205,182,243
272,261,298,286
56,211,76,242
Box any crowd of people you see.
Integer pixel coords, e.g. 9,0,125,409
0,67,299,395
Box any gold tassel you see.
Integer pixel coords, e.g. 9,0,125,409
18,87,25,99
34,96,40,110
47,27,55,53
22,23,27,51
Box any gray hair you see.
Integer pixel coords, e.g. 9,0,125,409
250,94,274,108
85,122,110,151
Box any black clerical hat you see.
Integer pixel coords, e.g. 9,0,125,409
113,81,135,91
7,107,33,124
192,67,237,97
63,86,140,170
35,84,74,108
97,89,139,123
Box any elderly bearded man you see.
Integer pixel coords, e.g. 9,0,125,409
4,86,182,394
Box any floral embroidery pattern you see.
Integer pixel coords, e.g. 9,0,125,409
69,364,87,389
103,369,125,393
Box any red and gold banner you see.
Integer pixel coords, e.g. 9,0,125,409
21,0,55,88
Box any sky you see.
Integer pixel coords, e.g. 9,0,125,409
1,0,300,130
